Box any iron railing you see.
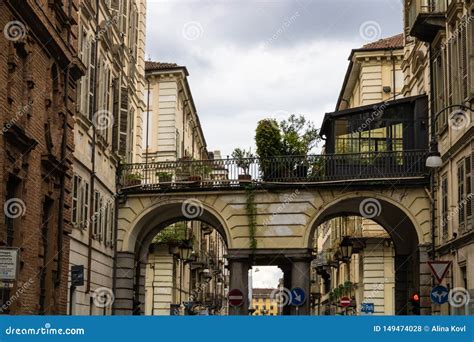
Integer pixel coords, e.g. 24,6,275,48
119,150,429,191
408,0,448,29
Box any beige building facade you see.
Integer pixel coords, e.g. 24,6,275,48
314,35,404,315
404,0,474,314
68,0,146,315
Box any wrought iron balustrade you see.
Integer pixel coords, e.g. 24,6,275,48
119,150,429,191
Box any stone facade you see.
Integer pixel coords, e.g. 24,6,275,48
403,0,474,314
68,0,146,315
0,0,84,314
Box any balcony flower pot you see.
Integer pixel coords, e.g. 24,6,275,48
238,174,252,184
188,175,202,187
124,173,142,187
157,172,172,189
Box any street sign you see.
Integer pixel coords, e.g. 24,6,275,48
228,288,244,307
0,248,19,281
430,285,449,305
361,302,374,314
290,287,306,306
71,265,84,287
340,296,351,307
427,260,451,283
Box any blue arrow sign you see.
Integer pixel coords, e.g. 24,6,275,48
361,303,374,314
290,287,306,306
430,285,449,304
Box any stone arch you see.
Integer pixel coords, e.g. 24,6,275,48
305,192,430,315
119,197,231,255
114,197,231,315
305,192,427,253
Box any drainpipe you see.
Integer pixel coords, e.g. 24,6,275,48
57,0,74,311
86,0,100,293
112,160,120,315
428,42,436,260
391,49,396,100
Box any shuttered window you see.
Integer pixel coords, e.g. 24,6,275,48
460,20,468,101
88,39,96,120
72,175,79,224
112,79,120,152
119,87,129,158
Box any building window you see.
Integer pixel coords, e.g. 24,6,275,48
80,181,89,229
72,175,79,224
466,156,472,227
93,191,100,237
441,174,448,241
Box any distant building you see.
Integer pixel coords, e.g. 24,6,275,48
252,288,279,316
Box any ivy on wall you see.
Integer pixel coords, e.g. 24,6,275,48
245,186,257,251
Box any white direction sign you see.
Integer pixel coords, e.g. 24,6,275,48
0,248,19,281
427,260,451,283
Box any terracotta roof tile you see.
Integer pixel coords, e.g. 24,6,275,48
360,33,404,50
145,60,181,71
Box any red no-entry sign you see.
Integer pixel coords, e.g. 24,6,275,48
340,296,351,307
228,288,244,307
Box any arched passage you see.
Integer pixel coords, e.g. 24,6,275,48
114,200,230,315
306,196,429,315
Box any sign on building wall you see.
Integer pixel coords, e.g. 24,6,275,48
0,248,20,283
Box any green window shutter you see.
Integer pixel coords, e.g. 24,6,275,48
112,79,120,152
118,87,129,158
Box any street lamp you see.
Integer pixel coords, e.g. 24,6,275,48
426,104,471,169
339,236,353,262
179,241,193,262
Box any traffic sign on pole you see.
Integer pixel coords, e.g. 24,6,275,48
290,287,306,306
228,288,244,307
361,302,374,314
427,261,451,283
340,296,351,307
430,285,449,305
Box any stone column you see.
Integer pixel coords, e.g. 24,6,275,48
113,252,135,315
289,258,311,315
280,263,292,315
228,259,250,315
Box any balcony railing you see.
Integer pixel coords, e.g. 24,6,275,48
119,150,429,191
407,0,447,42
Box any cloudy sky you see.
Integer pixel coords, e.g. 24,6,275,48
146,0,404,157
146,0,403,287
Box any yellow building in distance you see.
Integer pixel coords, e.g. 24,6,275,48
252,289,279,316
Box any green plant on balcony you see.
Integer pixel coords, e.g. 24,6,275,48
232,147,254,181
154,222,188,245
156,171,173,183
124,172,142,186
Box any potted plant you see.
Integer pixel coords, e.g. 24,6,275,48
124,172,142,186
231,148,254,183
188,163,212,186
156,171,173,188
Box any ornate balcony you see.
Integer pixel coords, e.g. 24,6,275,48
407,0,447,42
119,150,429,192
